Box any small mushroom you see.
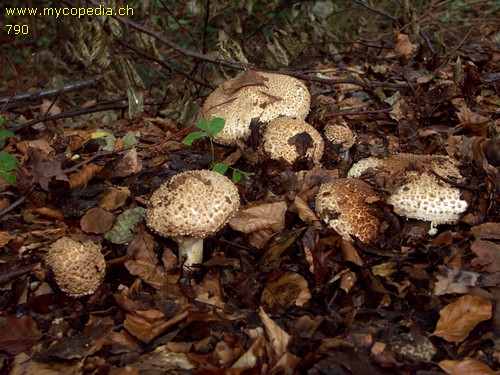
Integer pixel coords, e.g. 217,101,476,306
46,237,106,297
203,71,310,145
324,123,356,154
262,117,324,165
315,178,382,243
347,153,468,230
145,170,240,268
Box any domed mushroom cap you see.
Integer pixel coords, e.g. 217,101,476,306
347,153,468,224
388,172,468,224
324,123,356,153
203,71,310,145
315,178,381,243
46,237,106,297
262,117,324,164
146,170,240,239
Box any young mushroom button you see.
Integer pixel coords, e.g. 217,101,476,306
46,237,106,297
145,170,240,268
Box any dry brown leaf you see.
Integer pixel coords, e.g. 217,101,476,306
107,147,142,178
432,295,492,343
222,70,269,95
229,201,287,234
124,309,188,343
294,195,321,229
39,99,61,117
340,238,363,266
63,129,93,151
124,227,169,289
80,207,115,234
0,315,41,355
258,307,290,360
99,186,131,211
456,104,490,136
16,139,54,155
434,265,481,295
438,357,496,375
230,328,266,371
339,270,357,294
31,207,65,221
394,30,416,61
261,271,311,311
471,222,500,240
131,345,195,372
69,163,103,190
471,238,500,273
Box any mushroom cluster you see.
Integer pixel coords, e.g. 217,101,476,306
348,153,468,227
46,237,106,297
203,71,311,145
146,170,240,268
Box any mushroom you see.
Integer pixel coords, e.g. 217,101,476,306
315,178,382,243
145,170,240,268
203,71,310,145
347,153,468,232
324,123,356,154
46,237,106,297
262,117,324,165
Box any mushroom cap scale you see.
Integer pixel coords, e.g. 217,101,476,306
146,170,240,239
203,72,310,145
324,123,356,153
315,178,381,243
262,117,324,164
46,237,106,297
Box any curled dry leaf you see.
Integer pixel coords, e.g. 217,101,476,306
258,307,290,360
434,265,481,295
229,201,287,234
124,309,188,343
394,30,416,61
432,295,492,343
80,207,115,234
438,357,496,375
294,195,322,229
69,163,103,190
261,271,311,311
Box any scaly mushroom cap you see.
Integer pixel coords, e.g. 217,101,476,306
46,237,106,297
203,71,310,145
315,178,381,243
262,117,324,164
347,154,468,224
324,123,356,153
146,170,240,239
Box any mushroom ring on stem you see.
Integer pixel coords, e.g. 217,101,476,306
145,170,240,268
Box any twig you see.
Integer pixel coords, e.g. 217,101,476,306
352,0,398,22
0,52,35,112
0,185,36,218
0,75,103,107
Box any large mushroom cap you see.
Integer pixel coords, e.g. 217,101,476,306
146,170,240,239
46,237,106,297
203,71,310,145
347,153,468,224
262,117,324,164
315,178,381,243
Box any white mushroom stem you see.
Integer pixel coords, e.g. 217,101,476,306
175,237,204,268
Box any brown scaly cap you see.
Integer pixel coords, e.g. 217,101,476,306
262,117,324,165
203,71,310,145
315,178,381,243
146,170,240,239
46,237,106,297
324,123,356,153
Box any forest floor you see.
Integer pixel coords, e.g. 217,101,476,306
0,1,499,374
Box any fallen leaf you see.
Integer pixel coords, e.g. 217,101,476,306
222,70,268,95
394,30,416,61
434,265,481,295
81,207,115,234
432,295,492,343
294,195,322,229
0,315,40,355
259,307,290,360
470,238,500,273
69,163,103,190
438,357,496,375
229,201,287,234
261,271,311,311
99,186,130,211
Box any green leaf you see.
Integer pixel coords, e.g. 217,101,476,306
211,163,229,175
232,169,241,183
0,115,4,126
182,131,208,146
207,117,225,136
122,131,138,147
0,130,15,141
104,207,146,244
194,118,210,131
0,151,19,171
0,170,17,186
240,171,254,179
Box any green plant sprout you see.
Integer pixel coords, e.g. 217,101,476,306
0,115,19,186
182,117,253,183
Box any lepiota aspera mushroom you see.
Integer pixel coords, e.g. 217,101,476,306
203,71,310,145
46,237,106,297
145,170,240,268
262,117,324,165
348,153,468,233
315,178,382,243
